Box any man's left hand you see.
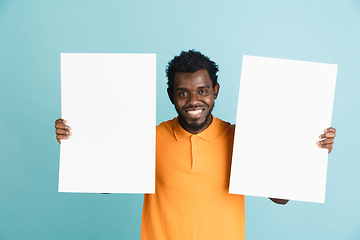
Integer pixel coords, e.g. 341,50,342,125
317,127,336,154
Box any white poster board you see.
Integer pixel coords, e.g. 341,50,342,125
59,53,156,193
229,55,337,203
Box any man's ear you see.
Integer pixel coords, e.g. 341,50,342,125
167,88,174,104
214,83,220,100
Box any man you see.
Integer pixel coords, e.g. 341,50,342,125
55,50,336,240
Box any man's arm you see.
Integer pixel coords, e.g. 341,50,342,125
270,127,337,205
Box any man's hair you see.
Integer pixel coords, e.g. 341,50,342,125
166,50,219,91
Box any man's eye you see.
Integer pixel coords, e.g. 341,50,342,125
199,90,208,94
179,92,187,96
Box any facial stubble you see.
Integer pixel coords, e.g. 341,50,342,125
182,102,215,133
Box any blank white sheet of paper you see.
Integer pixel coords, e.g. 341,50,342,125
229,55,337,203
59,53,156,193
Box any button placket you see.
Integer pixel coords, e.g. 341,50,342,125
191,135,200,169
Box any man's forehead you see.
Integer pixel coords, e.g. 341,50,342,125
174,70,211,83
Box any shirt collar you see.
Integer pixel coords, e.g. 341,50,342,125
172,115,219,143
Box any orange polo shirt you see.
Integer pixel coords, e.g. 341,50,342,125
141,116,245,240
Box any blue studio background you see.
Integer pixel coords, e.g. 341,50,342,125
1,0,359,239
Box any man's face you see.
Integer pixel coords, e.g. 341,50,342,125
167,69,220,134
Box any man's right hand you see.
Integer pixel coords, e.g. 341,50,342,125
55,118,72,143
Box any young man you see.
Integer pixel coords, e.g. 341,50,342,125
55,50,336,240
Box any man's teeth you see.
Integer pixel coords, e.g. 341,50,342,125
188,110,202,115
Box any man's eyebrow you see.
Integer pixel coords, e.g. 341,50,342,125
198,85,210,89
175,87,189,91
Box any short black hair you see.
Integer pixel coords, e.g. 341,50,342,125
166,50,219,91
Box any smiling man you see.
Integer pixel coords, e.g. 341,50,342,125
55,50,336,240
167,69,219,134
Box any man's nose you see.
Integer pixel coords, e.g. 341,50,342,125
187,92,200,105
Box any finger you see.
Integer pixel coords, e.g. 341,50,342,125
55,123,71,130
319,132,336,139
317,138,334,145
55,118,67,124
57,135,71,141
325,127,336,133
56,136,67,144
317,139,333,145
55,129,72,135
316,142,333,149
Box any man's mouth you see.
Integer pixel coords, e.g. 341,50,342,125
186,109,204,116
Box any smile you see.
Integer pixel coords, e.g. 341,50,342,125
186,109,204,116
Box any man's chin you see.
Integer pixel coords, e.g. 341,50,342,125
177,106,214,133
184,115,212,133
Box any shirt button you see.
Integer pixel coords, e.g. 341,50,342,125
194,150,197,153
192,136,196,140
